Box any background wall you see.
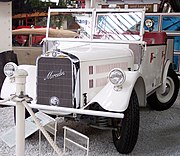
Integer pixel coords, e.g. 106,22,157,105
0,2,12,52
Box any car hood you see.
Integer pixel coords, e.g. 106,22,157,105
59,42,133,62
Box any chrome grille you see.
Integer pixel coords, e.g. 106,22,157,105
37,57,73,108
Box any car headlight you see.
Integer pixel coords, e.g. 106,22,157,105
144,18,154,29
109,68,126,86
3,62,18,78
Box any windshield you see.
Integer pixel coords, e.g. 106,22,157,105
94,12,143,41
47,9,92,39
46,8,144,43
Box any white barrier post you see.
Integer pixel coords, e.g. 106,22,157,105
15,69,28,156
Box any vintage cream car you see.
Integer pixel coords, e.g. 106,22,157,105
1,8,179,154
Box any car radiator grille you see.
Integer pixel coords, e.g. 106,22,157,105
37,57,73,108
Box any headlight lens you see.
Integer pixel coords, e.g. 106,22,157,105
109,68,126,85
145,18,154,28
3,62,18,77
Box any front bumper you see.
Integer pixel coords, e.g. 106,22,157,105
29,102,124,119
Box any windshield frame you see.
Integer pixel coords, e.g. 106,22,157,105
46,8,146,45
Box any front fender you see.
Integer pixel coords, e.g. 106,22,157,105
88,71,145,112
1,65,36,102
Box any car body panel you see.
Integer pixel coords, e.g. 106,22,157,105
87,71,143,112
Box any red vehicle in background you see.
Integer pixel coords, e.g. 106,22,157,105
12,26,46,46
12,26,79,47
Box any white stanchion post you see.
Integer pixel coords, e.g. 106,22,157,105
15,69,28,156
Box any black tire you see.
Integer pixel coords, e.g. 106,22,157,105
147,68,179,111
112,90,139,154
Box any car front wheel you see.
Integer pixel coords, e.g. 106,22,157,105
112,90,139,154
